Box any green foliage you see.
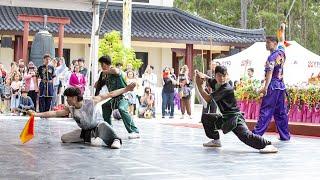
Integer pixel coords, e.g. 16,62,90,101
99,31,143,70
174,0,320,54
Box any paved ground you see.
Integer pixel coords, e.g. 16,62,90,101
0,116,320,180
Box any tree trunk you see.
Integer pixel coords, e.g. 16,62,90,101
303,0,307,47
241,0,248,29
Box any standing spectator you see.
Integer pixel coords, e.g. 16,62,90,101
3,78,11,113
247,68,255,80
10,72,22,114
178,65,193,119
125,70,138,115
24,62,38,111
207,60,218,78
162,67,177,118
18,60,27,80
51,57,67,107
69,64,86,95
0,63,6,100
9,62,18,77
78,58,88,77
38,54,55,112
142,65,157,91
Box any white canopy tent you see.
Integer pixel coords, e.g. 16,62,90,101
216,41,320,85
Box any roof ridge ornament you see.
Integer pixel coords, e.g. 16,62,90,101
43,15,48,30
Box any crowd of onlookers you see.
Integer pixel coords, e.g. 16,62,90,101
0,56,88,115
0,56,196,120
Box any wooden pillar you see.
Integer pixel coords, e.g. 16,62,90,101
205,50,211,71
14,35,23,62
58,24,65,58
22,21,29,63
185,44,193,77
172,51,179,77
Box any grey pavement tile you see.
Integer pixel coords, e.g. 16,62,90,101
0,116,320,179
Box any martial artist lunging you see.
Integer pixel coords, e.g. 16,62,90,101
28,83,136,149
195,66,278,153
253,36,290,141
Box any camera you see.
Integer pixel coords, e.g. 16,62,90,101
163,72,169,78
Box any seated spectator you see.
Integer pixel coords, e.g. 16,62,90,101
138,87,155,119
18,88,34,114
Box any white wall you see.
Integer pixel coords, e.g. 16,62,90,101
54,43,86,63
132,46,172,86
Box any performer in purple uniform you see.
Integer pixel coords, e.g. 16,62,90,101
253,36,290,141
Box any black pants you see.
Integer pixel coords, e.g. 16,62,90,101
201,114,271,150
39,97,52,112
28,90,37,111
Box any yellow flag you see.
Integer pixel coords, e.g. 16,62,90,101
20,115,35,144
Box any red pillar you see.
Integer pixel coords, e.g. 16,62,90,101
22,21,29,63
185,44,193,77
14,35,23,62
58,24,65,58
172,51,179,77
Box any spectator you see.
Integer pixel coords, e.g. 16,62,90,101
138,87,155,118
162,67,177,118
125,70,138,115
10,72,22,114
78,58,88,77
178,65,193,119
3,78,11,113
207,60,218,78
24,62,39,111
69,64,86,95
247,68,255,80
0,63,6,100
18,87,34,113
142,65,157,92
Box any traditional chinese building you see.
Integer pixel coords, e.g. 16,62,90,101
0,0,265,84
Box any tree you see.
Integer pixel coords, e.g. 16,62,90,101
174,0,320,54
99,31,143,70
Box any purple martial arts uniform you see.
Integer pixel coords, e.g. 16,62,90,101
252,49,291,140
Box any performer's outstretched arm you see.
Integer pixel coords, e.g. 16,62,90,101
195,70,212,103
93,82,136,103
30,107,70,118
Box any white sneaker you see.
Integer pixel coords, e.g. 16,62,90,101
189,115,192,119
91,137,105,146
180,115,184,119
128,132,140,139
203,139,222,147
110,139,121,149
259,145,278,153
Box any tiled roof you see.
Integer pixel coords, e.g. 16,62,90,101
0,3,265,45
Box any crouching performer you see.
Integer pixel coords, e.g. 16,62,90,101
195,66,278,153
28,82,136,149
